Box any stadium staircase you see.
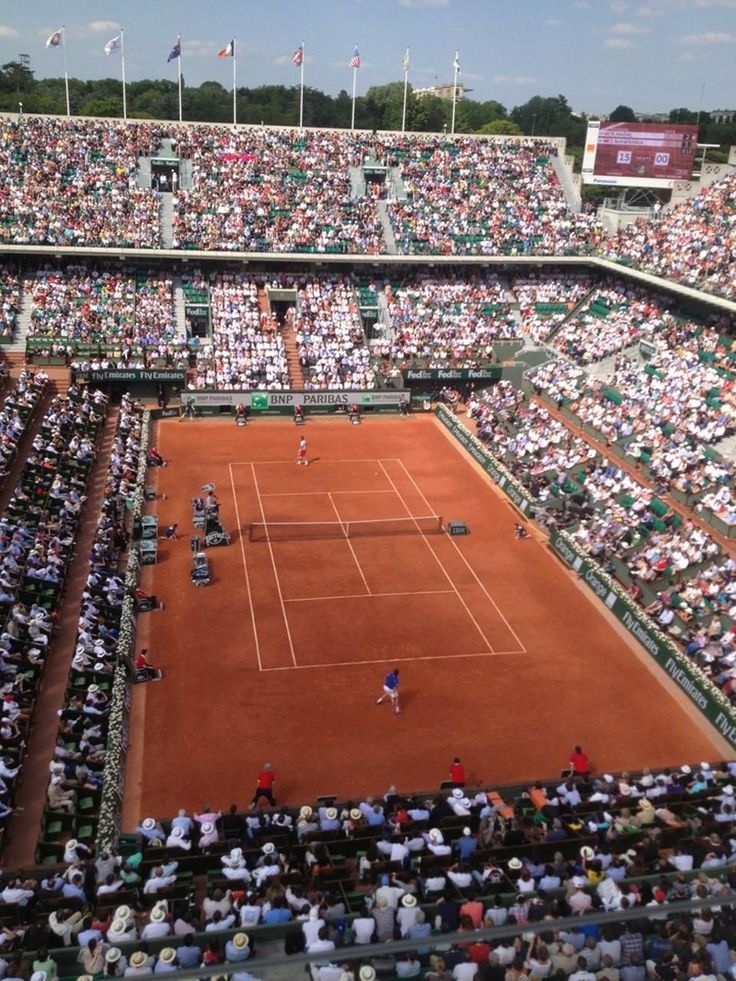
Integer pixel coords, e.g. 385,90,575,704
9,287,33,356
136,154,152,190
258,286,305,388
2,407,119,868
172,276,188,342
542,285,597,345
387,165,408,203
348,164,366,197
550,152,582,213
160,192,174,248
376,199,398,254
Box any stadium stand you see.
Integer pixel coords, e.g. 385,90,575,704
172,127,385,255
378,271,519,368
2,761,736,980
0,118,160,248
384,137,601,256
604,174,736,301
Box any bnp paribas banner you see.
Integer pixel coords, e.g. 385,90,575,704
186,390,409,408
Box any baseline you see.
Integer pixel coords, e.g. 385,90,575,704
260,650,524,672
284,589,455,603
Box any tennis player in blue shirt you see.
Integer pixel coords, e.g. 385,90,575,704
376,668,401,714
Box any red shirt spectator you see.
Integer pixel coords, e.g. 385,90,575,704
450,757,465,785
569,746,590,776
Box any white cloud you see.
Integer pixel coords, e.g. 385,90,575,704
86,20,121,34
605,37,636,46
609,0,629,9
397,0,449,6
693,0,736,6
572,1,591,7
0,25,18,38
492,74,536,84
609,20,650,31
546,18,564,26
679,51,695,60
181,40,217,58
679,30,736,42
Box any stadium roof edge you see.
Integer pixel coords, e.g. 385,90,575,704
0,245,733,313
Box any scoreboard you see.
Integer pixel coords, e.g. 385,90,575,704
582,120,697,188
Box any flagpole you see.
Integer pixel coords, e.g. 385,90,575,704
120,29,127,120
451,52,458,135
298,42,304,130
401,53,409,133
177,35,183,123
61,26,70,117
233,39,237,127
351,66,357,131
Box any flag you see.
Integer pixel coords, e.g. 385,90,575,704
402,47,410,72
349,45,361,69
290,42,304,66
167,37,181,63
104,35,121,55
453,51,460,73
46,29,63,49
218,39,235,58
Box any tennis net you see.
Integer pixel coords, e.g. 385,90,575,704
248,514,443,543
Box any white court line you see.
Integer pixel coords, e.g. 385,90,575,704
396,458,528,654
377,460,494,655
231,459,387,465
250,463,297,668
328,491,371,595
261,490,396,497
285,589,455,603
260,650,525,671
228,464,262,671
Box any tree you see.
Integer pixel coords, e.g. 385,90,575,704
77,97,124,118
0,60,34,95
608,105,636,122
478,118,522,136
669,107,698,125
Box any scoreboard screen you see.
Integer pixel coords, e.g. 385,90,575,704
581,120,697,188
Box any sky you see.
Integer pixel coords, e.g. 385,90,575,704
0,0,734,116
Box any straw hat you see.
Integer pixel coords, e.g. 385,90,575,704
261,842,275,855
580,846,595,860
150,906,166,923
129,952,147,969
232,933,249,949
359,967,377,981
299,806,313,819
158,949,176,965
325,807,338,820
105,949,122,964
401,893,417,907
349,808,362,821
142,818,155,831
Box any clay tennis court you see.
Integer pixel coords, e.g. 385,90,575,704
122,415,727,825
